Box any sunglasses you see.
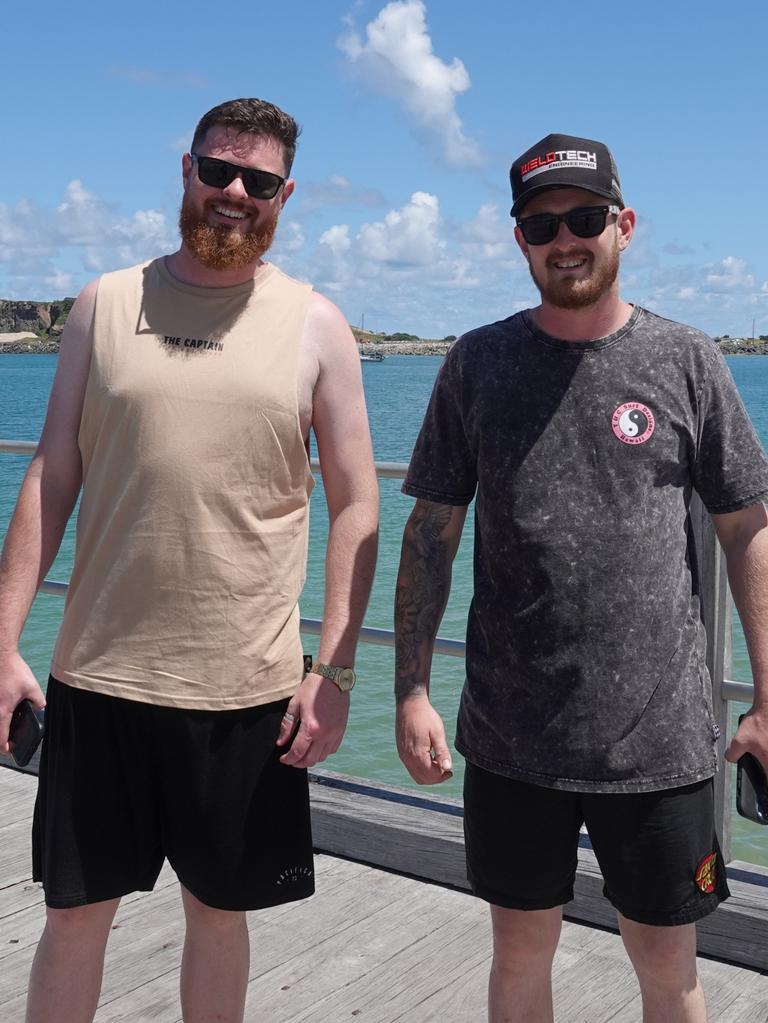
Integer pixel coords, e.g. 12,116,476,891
516,205,620,246
190,153,285,200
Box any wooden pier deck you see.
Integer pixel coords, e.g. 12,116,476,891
2,767,767,1022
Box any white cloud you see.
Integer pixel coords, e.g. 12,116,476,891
300,175,386,211
358,191,444,265
339,1,482,166
705,256,754,294
43,269,77,294
0,182,176,298
280,221,306,253
460,203,519,263
319,224,352,255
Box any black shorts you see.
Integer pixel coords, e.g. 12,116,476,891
463,762,730,927
33,676,314,911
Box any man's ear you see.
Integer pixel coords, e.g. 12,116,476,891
182,152,193,191
514,224,530,263
617,207,636,252
280,178,295,209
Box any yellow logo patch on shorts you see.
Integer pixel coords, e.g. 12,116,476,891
695,852,717,894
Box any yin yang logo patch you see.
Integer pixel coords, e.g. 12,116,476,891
611,402,655,445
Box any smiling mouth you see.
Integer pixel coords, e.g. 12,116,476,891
212,205,248,221
550,256,589,270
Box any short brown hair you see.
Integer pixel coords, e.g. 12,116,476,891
191,98,301,175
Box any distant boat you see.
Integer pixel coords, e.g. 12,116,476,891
360,351,385,363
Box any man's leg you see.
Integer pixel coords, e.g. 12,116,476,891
584,781,727,1023
462,765,583,1023
180,886,250,1023
619,916,706,1023
488,905,562,1023
25,898,121,1023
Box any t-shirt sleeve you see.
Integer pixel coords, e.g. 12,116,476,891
402,346,477,506
693,349,768,514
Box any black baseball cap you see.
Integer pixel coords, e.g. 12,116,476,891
510,133,624,218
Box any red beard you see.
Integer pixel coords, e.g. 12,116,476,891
529,243,620,310
178,195,280,271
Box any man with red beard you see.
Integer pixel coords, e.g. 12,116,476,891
395,133,768,1022
0,98,379,1023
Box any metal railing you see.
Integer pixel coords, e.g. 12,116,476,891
0,441,465,659
0,438,756,859
0,437,752,697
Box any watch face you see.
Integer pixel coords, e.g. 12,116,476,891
337,668,356,691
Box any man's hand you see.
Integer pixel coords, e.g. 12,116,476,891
725,704,768,774
396,694,453,785
276,672,350,769
0,651,46,753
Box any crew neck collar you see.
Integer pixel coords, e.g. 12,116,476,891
156,256,276,298
520,305,642,352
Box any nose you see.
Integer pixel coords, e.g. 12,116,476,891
553,218,578,243
221,174,248,201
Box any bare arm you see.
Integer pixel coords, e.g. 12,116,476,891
0,280,96,749
394,498,467,784
713,502,768,773
278,293,379,768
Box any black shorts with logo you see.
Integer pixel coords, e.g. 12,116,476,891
33,676,314,911
463,761,730,926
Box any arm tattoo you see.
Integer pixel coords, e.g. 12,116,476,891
395,502,453,702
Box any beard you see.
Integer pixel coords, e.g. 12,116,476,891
528,242,620,310
178,194,280,271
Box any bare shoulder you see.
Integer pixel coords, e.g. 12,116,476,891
38,278,100,451
303,292,359,367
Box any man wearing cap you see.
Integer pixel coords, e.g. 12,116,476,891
394,132,768,1022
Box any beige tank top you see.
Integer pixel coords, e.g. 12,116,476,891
51,258,314,709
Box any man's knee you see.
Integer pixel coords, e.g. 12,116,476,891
180,886,247,935
620,917,698,988
491,905,562,967
43,899,120,941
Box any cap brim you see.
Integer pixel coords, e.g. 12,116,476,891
511,182,623,219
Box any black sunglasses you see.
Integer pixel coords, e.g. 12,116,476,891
516,205,620,246
190,153,285,200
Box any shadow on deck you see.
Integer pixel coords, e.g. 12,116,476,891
1,767,767,1022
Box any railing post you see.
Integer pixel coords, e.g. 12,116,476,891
690,494,733,863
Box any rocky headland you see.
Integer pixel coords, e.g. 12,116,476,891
0,300,74,352
2,297,760,357
0,300,455,356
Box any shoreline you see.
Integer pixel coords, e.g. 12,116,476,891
2,339,764,358
0,340,454,357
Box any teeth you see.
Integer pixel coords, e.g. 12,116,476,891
214,206,247,220
555,259,585,269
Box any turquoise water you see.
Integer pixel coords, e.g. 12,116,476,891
1,352,767,866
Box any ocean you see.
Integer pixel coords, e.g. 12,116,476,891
1,351,767,867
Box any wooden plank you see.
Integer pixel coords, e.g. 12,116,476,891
2,763,765,1023
309,770,768,972
0,746,42,777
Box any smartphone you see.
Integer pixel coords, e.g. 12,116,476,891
736,714,768,826
8,699,44,768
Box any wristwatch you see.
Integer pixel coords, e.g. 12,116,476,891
311,662,356,692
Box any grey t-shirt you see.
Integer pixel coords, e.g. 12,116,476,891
403,307,768,793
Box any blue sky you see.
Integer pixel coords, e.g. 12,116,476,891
2,0,766,339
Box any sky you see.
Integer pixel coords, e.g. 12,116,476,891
1,0,766,339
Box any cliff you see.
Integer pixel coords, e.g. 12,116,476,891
0,299,75,339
